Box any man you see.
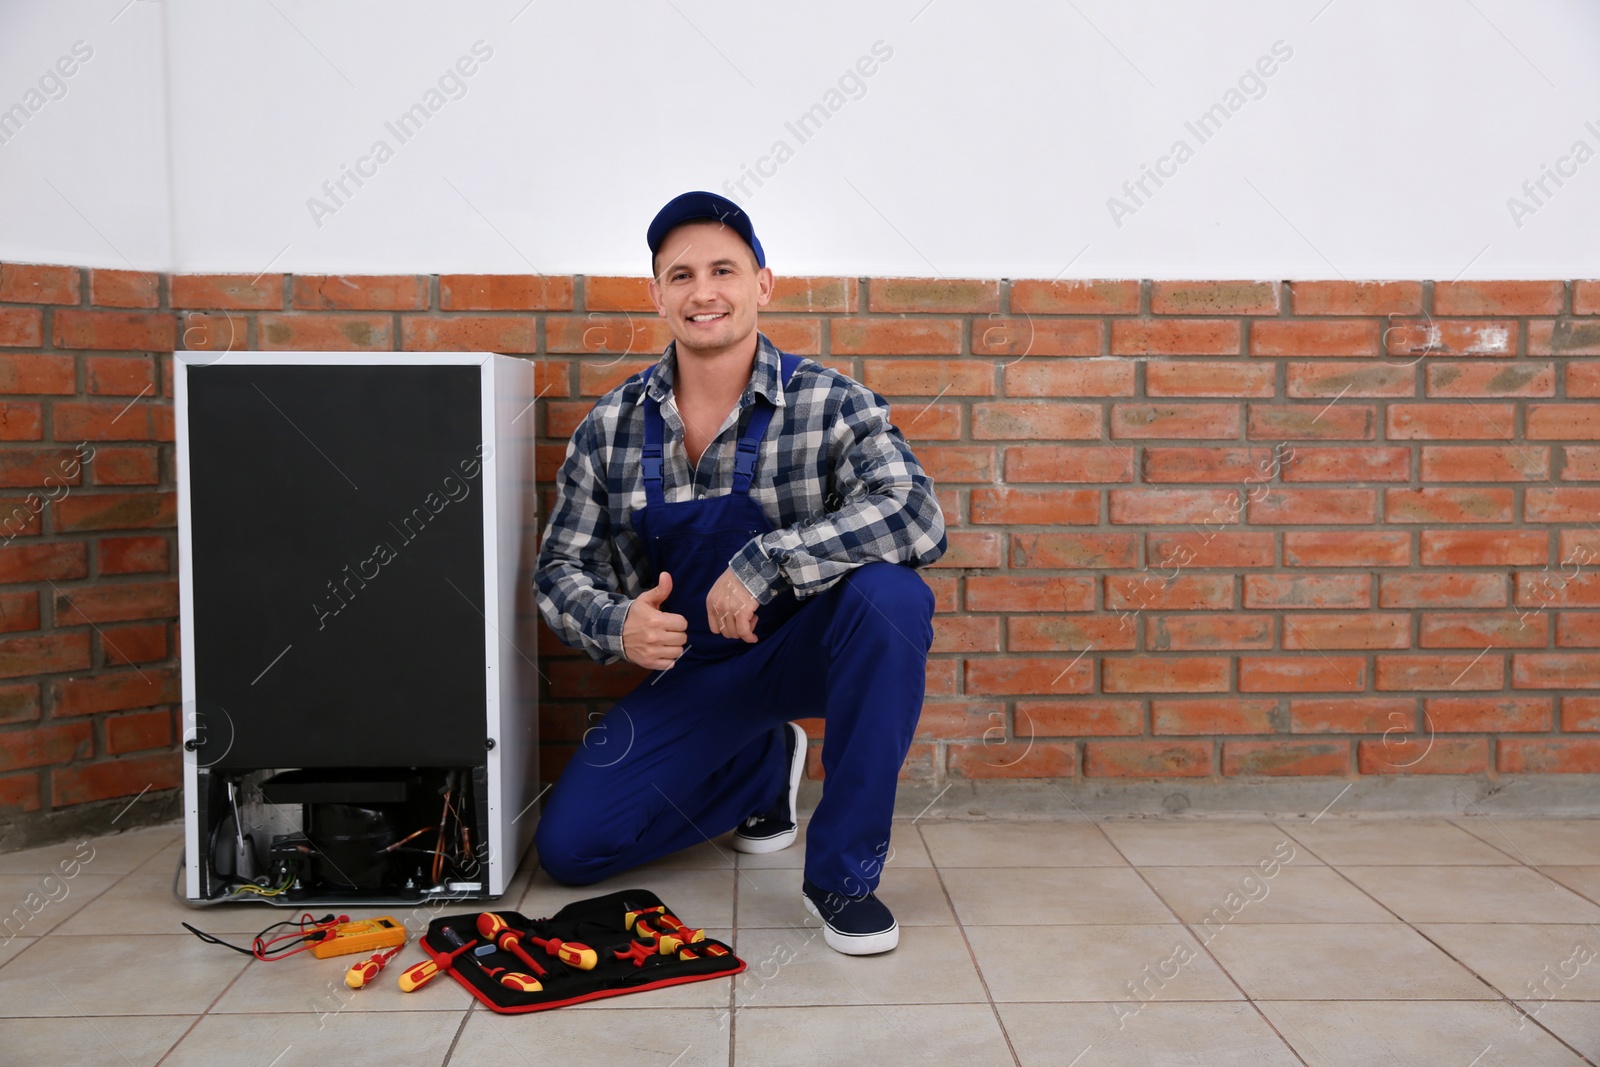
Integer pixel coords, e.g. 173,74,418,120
533,190,945,955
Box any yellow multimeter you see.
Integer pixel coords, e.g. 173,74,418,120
310,916,408,959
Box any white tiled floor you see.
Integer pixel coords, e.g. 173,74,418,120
1,815,1597,1066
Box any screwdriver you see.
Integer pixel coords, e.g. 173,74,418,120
464,927,545,993
345,946,402,989
527,932,599,971
499,971,543,992
397,935,476,992
476,913,549,978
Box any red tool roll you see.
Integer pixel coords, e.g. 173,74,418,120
413,889,743,1014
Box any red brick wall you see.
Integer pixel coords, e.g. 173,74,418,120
0,263,179,828
1,264,1597,830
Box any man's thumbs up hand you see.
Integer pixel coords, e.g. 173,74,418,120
637,571,673,607
623,572,688,671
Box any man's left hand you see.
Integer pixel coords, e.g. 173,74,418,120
707,567,759,642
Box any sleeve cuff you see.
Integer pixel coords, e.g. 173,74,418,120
730,538,785,605
593,597,632,663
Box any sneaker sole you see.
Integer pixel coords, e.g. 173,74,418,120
802,894,899,955
731,721,807,855
729,825,797,854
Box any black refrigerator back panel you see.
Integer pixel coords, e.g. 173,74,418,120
185,363,488,767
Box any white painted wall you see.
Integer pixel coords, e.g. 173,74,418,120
0,0,171,272
3,0,1598,279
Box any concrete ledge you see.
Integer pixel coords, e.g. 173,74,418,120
0,788,181,854
794,775,1600,822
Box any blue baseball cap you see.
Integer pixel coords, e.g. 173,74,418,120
647,191,766,270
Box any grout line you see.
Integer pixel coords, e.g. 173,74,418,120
1444,812,1600,991
1,833,180,953
45,975,144,1067
728,850,740,1067
1447,814,1600,933
915,820,1024,1067
148,955,253,1064
132,1013,200,1067
1049,802,1316,1066
1445,816,1547,869
1271,820,1600,1062
439,1002,476,1066
1157,914,1321,1061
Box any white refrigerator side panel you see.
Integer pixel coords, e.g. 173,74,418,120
487,355,540,895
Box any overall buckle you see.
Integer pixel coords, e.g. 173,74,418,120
734,442,758,481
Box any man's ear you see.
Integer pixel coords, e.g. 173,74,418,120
755,266,774,308
648,276,665,317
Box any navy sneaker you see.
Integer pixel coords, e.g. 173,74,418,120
802,877,899,955
731,721,806,854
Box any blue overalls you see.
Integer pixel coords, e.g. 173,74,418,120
632,355,804,658
534,354,936,898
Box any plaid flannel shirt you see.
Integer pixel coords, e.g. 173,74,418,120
534,333,947,664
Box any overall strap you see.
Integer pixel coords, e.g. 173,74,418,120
731,352,803,494
639,365,666,508
641,353,804,500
